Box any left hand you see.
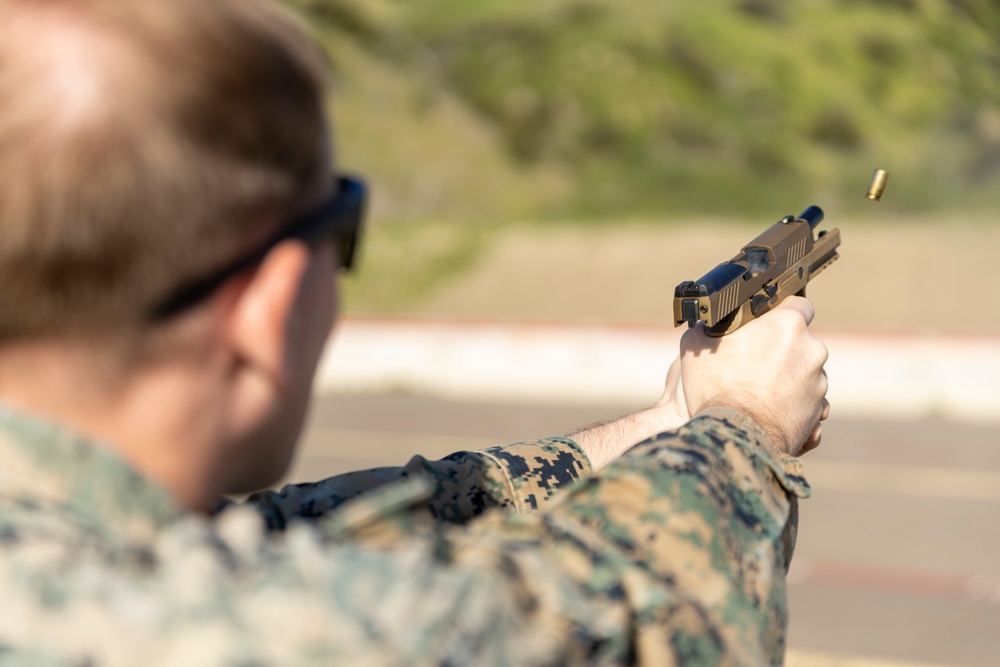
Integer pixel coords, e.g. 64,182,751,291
800,395,830,455
567,355,691,470
651,355,691,432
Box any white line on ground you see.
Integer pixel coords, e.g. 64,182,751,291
316,318,1000,423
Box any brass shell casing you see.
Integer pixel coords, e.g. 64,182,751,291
866,169,889,201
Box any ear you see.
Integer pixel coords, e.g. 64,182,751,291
225,240,312,390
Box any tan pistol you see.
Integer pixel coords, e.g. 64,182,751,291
673,206,841,336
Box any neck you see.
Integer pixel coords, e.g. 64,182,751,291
0,340,227,513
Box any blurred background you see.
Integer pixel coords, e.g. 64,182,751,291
281,1,999,665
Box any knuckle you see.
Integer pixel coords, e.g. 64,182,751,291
680,328,699,352
775,307,805,331
788,295,815,320
818,372,830,395
814,341,830,366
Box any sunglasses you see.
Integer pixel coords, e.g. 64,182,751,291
147,175,367,321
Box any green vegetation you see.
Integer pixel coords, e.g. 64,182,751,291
285,0,1000,223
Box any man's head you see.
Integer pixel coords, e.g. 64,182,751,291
0,0,348,504
0,0,330,339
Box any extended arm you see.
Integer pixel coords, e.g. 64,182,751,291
245,437,593,530
246,297,823,532
246,365,691,530
241,408,810,664
305,298,826,663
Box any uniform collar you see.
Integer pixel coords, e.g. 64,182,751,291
0,403,184,546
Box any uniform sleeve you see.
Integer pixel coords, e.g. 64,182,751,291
320,408,810,665
539,407,811,664
244,436,592,530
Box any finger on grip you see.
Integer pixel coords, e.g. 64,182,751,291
773,295,815,326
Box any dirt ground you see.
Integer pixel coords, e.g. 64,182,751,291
412,216,1000,333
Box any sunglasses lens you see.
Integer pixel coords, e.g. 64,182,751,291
335,180,364,272
337,231,356,270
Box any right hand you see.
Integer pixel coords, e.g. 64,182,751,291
678,296,829,456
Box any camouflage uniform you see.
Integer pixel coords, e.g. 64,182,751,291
0,403,809,666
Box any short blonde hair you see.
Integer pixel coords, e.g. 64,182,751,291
0,0,329,340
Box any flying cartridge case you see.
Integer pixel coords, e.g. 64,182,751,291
866,169,890,201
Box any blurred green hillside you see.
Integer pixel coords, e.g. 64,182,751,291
284,0,1000,222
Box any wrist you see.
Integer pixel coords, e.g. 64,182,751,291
696,399,790,456
638,402,688,438
569,404,689,471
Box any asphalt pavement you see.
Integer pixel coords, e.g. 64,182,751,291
286,392,1000,667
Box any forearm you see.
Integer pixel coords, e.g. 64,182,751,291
245,436,592,530
568,403,688,470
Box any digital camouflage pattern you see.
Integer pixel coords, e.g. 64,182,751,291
246,438,591,529
0,404,809,666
